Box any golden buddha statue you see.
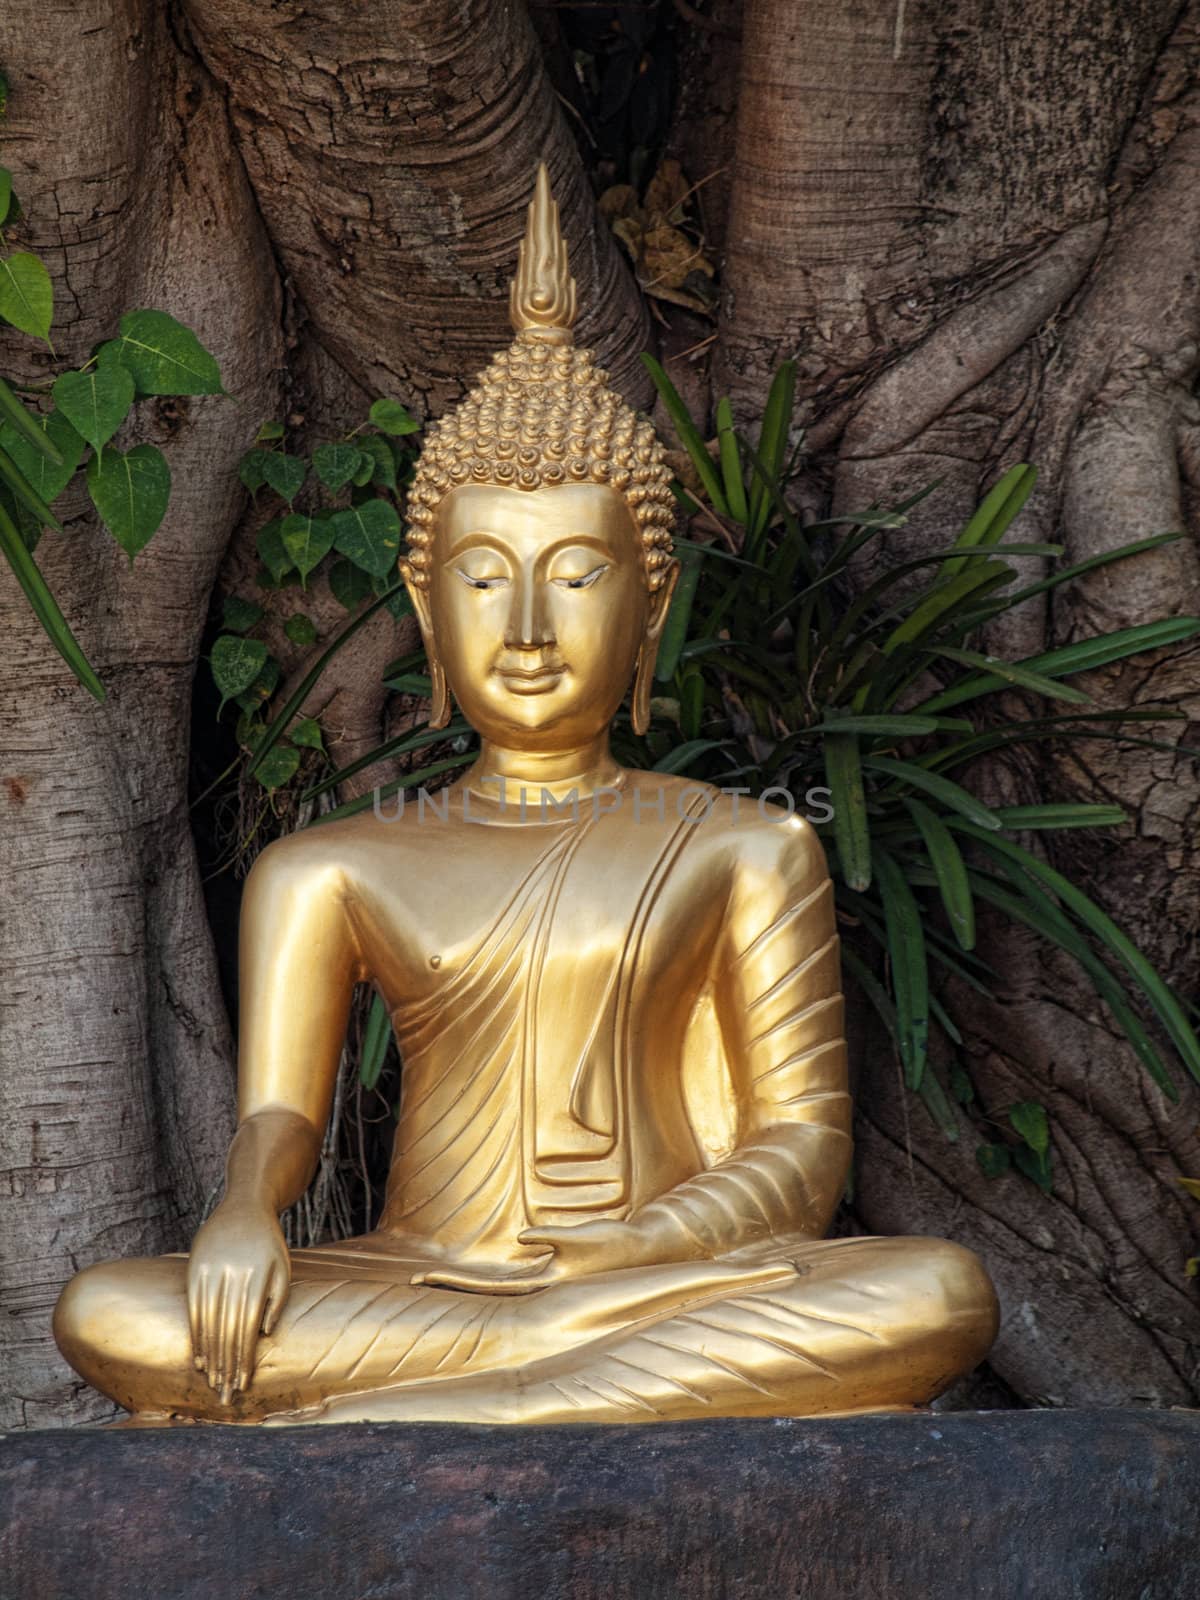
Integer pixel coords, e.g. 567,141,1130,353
53,167,999,1426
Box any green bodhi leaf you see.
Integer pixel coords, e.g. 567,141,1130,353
291,716,324,751
328,557,374,610
284,612,318,646
256,741,301,791
0,252,53,344
256,420,285,442
211,634,268,704
86,443,171,559
0,408,84,506
280,511,335,582
373,570,414,621
260,452,307,504
236,655,280,714
355,433,397,489
256,519,294,583
369,397,420,436
105,308,223,395
1009,1100,1050,1155
333,498,401,578
240,449,307,503
238,449,270,493
52,363,135,453
222,594,265,634
0,169,12,227
312,442,363,494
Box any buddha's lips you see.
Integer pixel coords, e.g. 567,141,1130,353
496,661,566,693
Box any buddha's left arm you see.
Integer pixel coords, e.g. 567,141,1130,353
632,817,852,1253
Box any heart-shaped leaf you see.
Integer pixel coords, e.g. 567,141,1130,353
235,655,280,713
239,449,271,493
0,408,84,505
328,557,374,610
255,741,301,791
107,309,223,395
280,511,335,581
312,442,363,493
355,434,397,489
1009,1100,1050,1155
52,363,135,452
222,594,264,634
260,452,307,504
291,716,324,751
0,252,53,343
369,397,420,436
333,498,401,578
284,611,318,646
256,518,293,582
211,633,268,703
86,443,171,559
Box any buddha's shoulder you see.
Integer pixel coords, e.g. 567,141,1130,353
620,771,830,883
245,805,434,888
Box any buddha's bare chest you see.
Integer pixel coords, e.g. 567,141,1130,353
344,811,724,1014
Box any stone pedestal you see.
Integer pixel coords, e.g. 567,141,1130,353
2,1409,1198,1598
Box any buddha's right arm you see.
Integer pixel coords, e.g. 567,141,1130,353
232,835,364,1196
188,840,363,1399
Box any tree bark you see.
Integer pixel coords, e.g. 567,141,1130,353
0,0,281,1424
182,0,652,418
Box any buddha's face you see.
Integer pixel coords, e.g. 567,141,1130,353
406,483,676,751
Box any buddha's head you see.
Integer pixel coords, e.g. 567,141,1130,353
400,165,679,752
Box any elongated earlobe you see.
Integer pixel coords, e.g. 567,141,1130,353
631,642,655,736
631,560,679,734
400,560,451,729
428,651,451,729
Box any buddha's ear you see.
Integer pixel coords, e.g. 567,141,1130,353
646,557,680,642
400,561,453,730
631,560,680,736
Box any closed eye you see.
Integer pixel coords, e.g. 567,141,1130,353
455,569,509,591
553,565,607,590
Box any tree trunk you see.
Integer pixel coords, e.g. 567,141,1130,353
2,0,1197,1425
0,0,280,1424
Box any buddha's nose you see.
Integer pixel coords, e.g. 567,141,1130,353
506,575,554,650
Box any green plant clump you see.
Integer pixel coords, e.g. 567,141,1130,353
632,355,1200,1188
207,399,426,792
0,159,223,699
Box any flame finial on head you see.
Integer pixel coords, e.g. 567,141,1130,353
509,163,577,340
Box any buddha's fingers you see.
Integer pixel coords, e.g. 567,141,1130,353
262,1262,288,1336
208,1271,228,1394
231,1268,260,1399
187,1264,207,1371
412,1263,555,1294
